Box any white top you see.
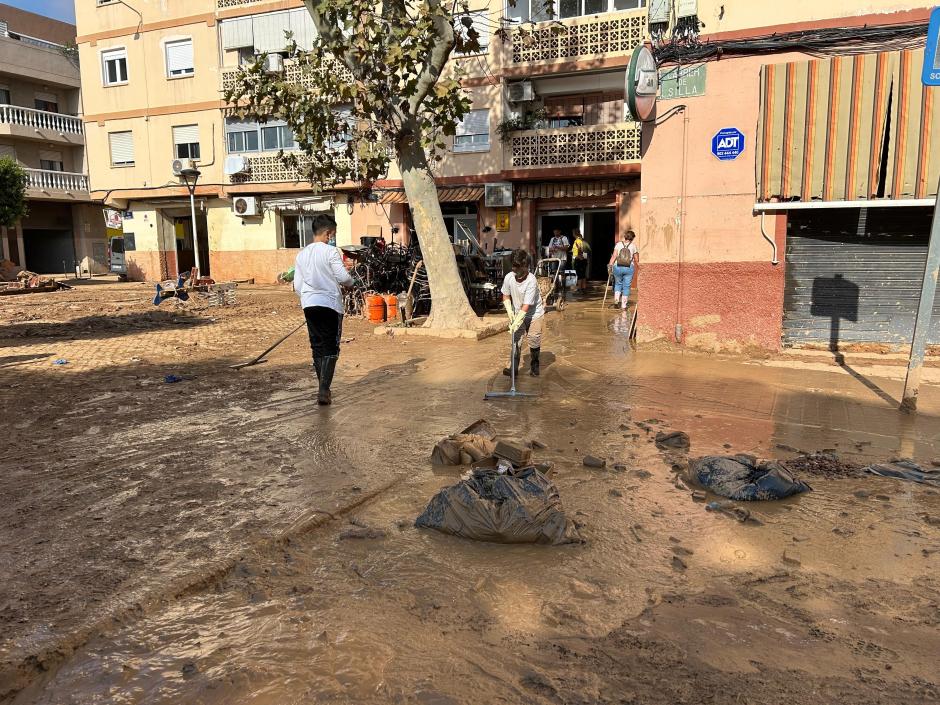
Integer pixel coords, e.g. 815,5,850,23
548,235,569,256
613,241,638,266
501,272,545,320
293,241,354,313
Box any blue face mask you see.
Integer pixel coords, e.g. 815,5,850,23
328,236,336,246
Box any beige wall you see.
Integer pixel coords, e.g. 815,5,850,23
699,0,932,34
76,0,215,33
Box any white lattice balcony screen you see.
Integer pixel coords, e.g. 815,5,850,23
510,11,645,64
509,122,641,169
229,153,356,183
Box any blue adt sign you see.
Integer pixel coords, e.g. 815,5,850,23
923,7,940,86
712,127,745,161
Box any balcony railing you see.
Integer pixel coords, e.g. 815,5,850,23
26,168,88,193
221,60,352,95
508,122,641,169
229,152,356,184
217,0,264,8
0,104,83,134
509,10,645,64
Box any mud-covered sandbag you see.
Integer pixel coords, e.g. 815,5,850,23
689,455,812,501
865,460,940,486
415,466,583,544
430,434,496,466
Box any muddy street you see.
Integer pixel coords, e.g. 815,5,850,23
2,285,940,704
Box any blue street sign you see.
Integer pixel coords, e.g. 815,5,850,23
711,127,745,161
923,7,940,86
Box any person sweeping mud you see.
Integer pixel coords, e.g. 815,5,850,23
293,213,353,405
501,249,545,377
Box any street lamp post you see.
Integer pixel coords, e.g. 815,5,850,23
179,167,203,277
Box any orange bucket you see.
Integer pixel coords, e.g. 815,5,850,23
365,294,387,323
384,294,399,320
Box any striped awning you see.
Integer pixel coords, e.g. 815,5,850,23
378,186,484,204
516,180,632,199
757,48,940,203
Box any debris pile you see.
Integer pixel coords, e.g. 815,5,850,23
419,420,582,545
0,270,68,296
864,459,940,487
784,452,863,478
689,455,812,501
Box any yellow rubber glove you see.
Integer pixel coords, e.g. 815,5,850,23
503,299,514,321
509,310,526,333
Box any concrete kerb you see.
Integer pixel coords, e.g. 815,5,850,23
374,319,509,340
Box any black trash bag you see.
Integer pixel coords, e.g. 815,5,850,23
689,455,812,501
415,466,583,545
865,460,940,487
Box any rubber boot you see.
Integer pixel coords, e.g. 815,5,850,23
502,349,521,377
318,355,337,405
529,347,540,377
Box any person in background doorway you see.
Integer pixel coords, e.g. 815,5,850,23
501,248,546,377
294,213,353,405
548,228,570,265
608,230,638,312
571,228,591,293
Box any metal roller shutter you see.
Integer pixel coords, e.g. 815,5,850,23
221,17,253,49
108,131,134,165
783,207,940,346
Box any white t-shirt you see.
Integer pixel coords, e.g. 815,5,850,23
613,241,638,266
548,236,569,256
501,272,545,320
293,241,354,313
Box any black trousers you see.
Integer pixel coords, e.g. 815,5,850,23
303,306,343,359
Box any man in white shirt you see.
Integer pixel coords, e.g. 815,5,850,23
501,249,546,377
293,213,353,405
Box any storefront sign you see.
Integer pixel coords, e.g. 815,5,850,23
495,209,511,231
711,127,745,161
103,208,123,229
923,7,940,86
659,64,706,100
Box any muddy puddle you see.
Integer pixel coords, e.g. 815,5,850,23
6,299,940,704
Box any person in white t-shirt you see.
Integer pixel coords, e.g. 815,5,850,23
501,249,546,377
607,230,638,311
293,213,353,405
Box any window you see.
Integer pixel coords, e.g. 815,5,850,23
225,118,296,153
261,124,296,151
108,131,134,166
102,48,128,86
506,0,644,21
453,11,489,54
165,39,194,78
227,129,260,153
0,86,9,105
281,214,316,249
0,144,17,161
34,92,58,113
172,124,200,160
453,109,490,153
40,150,64,171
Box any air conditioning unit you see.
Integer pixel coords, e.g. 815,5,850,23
484,182,513,208
232,196,258,217
676,0,697,17
224,155,250,176
506,81,535,103
263,53,284,73
171,158,195,176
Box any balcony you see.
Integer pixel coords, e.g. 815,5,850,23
221,60,352,95
0,104,84,145
507,122,641,171
25,168,90,201
229,152,356,184
216,0,264,8
508,9,645,66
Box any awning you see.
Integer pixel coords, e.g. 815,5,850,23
516,180,632,199
261,196,333,212
378,186,484,204
757,48,940,203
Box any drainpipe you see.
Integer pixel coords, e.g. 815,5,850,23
759,211,780,265
675,106,688,343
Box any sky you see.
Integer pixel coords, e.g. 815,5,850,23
4,0,75,24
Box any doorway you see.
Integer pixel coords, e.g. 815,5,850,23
172,213,210,276
23,229,75,273
539,209,615,279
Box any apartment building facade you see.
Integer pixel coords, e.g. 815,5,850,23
0,3,105,274
77,0,939,350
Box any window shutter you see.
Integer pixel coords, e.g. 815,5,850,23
165,39,193,74
289,9,316,50
0,144,16,160
457,109,489,137
109,131,134,165
35,91,57,104
39,149,62,162
221,17,254,49
172,124,199,146
253,11,292,54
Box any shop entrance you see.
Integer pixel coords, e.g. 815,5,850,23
538,209,616,279
170,212,210,277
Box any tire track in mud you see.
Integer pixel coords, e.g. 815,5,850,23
0,346,491,702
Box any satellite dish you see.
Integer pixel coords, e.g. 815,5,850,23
626,44,658,122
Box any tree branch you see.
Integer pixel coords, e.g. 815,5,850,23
407,0,455,115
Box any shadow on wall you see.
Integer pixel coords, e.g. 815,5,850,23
812,273,899,407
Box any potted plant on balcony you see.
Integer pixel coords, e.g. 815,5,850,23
496,107,548,142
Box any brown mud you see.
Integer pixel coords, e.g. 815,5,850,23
2,285,940,704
